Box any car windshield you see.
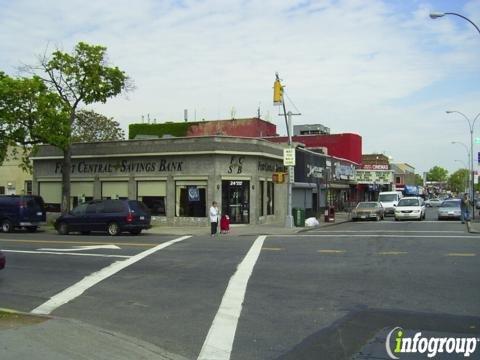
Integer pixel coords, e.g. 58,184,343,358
441,201,460,208
357,202,378,209
378,194,397,202
398,198,419,206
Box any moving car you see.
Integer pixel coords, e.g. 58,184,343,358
351,202,384,221
0,195,46,233
0,250,5,270
394,197,426,221
378,191,402,216
55,199,151,236
425,198,443,207
437,199,462,220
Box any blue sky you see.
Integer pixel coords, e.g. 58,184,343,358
1,0,480,174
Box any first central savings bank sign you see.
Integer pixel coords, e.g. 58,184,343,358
54,159,184,174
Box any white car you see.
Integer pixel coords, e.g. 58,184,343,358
425,198,443,207
394,197,426,221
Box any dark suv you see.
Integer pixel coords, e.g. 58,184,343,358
55,199,151,236
0,195,46,233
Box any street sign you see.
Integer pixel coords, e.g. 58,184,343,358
283,148,296,166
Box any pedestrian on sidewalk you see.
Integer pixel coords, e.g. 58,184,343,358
461,193,470,224
220,214,230,234
210,201,220,236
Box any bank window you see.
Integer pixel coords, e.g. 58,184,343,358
137,181,166,216
0,186,4,195
267,181,274,215
24,180,32,195
101,181,128,200
260,181,265,216
39,182,62,212
175,181,207,217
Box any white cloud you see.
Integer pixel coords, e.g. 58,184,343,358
1,0,479,174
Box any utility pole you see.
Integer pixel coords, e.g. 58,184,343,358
274,73,301,228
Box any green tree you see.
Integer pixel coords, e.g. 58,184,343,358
414,174,424,186
0,72,68,171
11,42,131,213
72,110,125,143
426,166,449,182
448,169,469,193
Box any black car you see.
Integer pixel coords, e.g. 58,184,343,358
55,199,151,236
0,195,46,233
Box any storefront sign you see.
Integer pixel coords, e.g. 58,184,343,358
356,170,393,184
54,159,184,174
258,161,285,173
335,164,355,180
306,164,324,178
227,156,244,174
362,164,389,170
283,148,296,166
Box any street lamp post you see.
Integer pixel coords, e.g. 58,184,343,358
449,112,480,219
451,140,471,195
430,12,480,35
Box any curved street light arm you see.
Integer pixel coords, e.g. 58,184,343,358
444,12,480,36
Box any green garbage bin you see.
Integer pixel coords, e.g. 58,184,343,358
292,208,305,227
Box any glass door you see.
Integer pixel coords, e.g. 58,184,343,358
222,180,250,224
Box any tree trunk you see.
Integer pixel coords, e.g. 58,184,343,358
60,110,75,215
61,145,71,215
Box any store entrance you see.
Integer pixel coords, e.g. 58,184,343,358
222,180,250,224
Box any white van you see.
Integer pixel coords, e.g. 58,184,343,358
378,191,402,216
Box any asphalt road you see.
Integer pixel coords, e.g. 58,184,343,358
0,207,479,359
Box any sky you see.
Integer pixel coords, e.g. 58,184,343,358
1,0,480,174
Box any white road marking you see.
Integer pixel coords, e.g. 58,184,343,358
274,235,478,238
1,249,129,259
30,235,190,315
198,235,266,360
318,249,346,253
312,230,465,233
37,245,121,252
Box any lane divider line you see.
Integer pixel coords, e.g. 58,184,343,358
446,253,476,257
377,251,408,255
0,238,156,247
262,247,283,251
30,235,191,315
317,250,346,253
1,249,130,259
198,235,266,360
273,235,478,238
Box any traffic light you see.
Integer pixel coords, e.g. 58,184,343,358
272,172,286,183
273,79,283,105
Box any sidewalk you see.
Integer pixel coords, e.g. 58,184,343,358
146,212,351,236
0,309,188,360
466,219,480,233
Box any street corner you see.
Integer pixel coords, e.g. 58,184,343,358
0,308,50,330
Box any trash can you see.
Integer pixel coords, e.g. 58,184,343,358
324,206,335,222
292,208,305,227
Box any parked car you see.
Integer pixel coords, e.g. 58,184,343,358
0,195,46,233
55,199,152,236
437,199,462,220
351,202,384,221
0,250,5,270
425,198,443,207
394,197,426,221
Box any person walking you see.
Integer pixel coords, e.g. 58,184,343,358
461,193,470,224
210,201,220,236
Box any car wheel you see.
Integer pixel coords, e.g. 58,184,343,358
130,229,142,235
1,219,13,233
26,226,38,233
107,222,120,236
57,222,69,235
395,217,399,221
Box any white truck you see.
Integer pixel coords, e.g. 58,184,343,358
378,191,402,216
